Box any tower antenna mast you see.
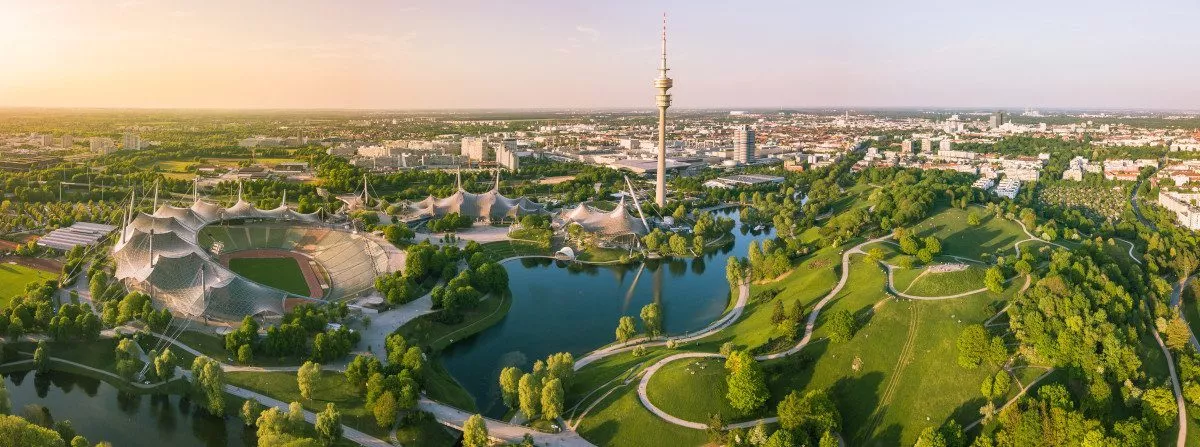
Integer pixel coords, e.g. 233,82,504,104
653,13,673,208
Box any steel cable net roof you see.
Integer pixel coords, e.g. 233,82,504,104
409,173,548,221
112,197,376,320
558,197,648,237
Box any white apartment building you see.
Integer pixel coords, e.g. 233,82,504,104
89,137,115,154
939,139,952,152
122,133,140,150
971,177,994,190
461,137,487,161
1159,191,1200,230
995,179,1021,199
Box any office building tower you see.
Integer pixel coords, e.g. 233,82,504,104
733,125,755,164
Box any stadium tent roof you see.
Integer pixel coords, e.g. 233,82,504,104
409,171,548,221
558,197,648,237
112,196,329,319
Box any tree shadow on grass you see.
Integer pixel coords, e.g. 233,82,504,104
763,339,827,406
947,396,987,429
830,372,885,444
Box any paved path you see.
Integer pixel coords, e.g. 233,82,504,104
574,282,751,370
1169,276,1200,353
8,353,386,446
882,264,990,300
1151,328,1189,447
631,235,890,429
418,398,594,446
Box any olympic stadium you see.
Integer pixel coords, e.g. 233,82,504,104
111,188,390,321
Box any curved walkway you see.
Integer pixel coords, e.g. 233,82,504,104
882,264,990,300
632,235,890,429
628,217,1098,432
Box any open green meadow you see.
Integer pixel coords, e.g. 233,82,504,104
911,207,1027,260
0,262,58,306
228,256,310,296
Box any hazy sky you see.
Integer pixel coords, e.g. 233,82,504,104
3,0,1200,110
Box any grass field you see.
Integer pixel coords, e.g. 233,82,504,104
911,207,1027,260
480,240,552,260
226,370,390,439
228,256,310,296
645,356,770,423
0,263,58,307
898,265,987,297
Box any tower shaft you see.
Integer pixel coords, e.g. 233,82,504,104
654,13,673,208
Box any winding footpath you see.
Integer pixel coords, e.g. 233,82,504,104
1129,174,1188,447
624,215,1149,434
631,235,890,429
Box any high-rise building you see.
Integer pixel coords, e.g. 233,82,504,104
733,125,755,164
653,13,673,207
939,139,953,152
989,111,1006,129
901,139,914,153
920,139,932,153
496,144,520,172
461,137,487,161
33,134,52,146
61,135,73,148
90,137,115,154
122,132,140,151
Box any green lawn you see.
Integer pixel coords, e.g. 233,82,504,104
226,370,389,439
645,357,770,423
576,382,709,447
911,207,1027,260
481,240,552,260
0,263,58,306
228,256,310,296
900,265,987,297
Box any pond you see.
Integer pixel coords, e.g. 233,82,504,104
4,370,252,447
440,210,774,417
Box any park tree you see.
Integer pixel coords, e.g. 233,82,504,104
499,366,522,409
956,325,989,368
899,235,921,255
615,316,637,344
819,431,838,447
1142,387,1178,431
114,338,140,378
771,300,786,325
33,341,48,373
0,380,9,415
866,247,885,263
541,378,564,421
777,389,840,441
298,361,321,400
462,414,489,447
345,354,382,391
154,348,177,381
315,403,343,446
373,391,398,429
827,310,856,343
191,357,226,416
725,350,768,413
917,248,934,264
1175,250,1199,280
747,421,769,445
518,373,541,419
1163,316,1193,351
240,399,264,426
922,236,942,255
967,211,982,226
763,429,795,447
640,303,662,339
984,265,1005,293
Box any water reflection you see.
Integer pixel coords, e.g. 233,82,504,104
440,210,774,417
5,370,250,446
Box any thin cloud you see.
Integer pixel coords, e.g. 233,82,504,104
575,25,599,42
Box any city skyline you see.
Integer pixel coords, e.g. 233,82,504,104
3,0,1200,110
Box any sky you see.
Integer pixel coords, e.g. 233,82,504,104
2,0,1200,110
